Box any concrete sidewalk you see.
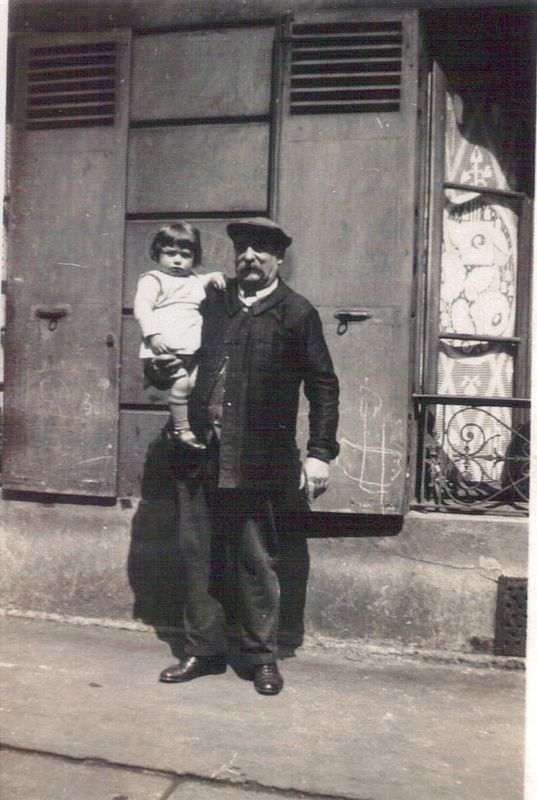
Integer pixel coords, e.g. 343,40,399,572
0,616,526,800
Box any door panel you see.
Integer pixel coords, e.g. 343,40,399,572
131,27,274,120
5,305,120,493
8,146,125,303
277,11,418,514
118,410,168,498
3,31,131,495
296,308,406,514
127,123,269,213
279,135,400,305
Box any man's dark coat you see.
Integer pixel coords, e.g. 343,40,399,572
191,278,339,493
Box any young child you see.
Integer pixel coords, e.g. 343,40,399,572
134,222,226,449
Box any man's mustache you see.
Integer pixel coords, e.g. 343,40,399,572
237,263,262,274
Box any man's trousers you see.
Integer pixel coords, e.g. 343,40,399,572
177,480,282,666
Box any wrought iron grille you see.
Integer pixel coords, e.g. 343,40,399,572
413,395,530,513
494,576,527,656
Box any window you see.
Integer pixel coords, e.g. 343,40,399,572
414,12,533,514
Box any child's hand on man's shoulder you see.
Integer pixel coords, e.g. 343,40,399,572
208,271,227,291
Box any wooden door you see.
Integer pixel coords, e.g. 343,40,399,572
3,31,131,495
118,24,275,495
277,11,419,514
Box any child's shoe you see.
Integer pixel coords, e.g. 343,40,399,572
169,428,206,450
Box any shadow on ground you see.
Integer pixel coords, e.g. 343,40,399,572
127,429,311,665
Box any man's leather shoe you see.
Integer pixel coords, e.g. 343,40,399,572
253,663,283,695
159,655,226,683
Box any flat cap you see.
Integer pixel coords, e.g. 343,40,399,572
226,217,292,249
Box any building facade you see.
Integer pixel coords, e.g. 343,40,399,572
0,0,534,655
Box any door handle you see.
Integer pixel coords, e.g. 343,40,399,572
335,309,372,335
33,304,71,331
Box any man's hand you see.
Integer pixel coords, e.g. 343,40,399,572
150,352,183,373
144,352,183,389
301,457,330,501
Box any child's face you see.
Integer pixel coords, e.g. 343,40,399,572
158,240,195,272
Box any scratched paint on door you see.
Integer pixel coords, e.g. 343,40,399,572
336,383,404,512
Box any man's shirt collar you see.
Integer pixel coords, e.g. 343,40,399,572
238,278,279,307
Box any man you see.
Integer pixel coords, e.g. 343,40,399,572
157,217,339,695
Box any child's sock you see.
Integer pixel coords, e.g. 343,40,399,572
169,401,206,450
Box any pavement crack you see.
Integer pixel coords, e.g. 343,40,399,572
0,744,179,781
0,744,374,800
389,551,500,581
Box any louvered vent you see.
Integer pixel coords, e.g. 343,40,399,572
290,21,402,114
25,42,118,130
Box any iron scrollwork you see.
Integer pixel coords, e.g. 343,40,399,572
423,403,530,511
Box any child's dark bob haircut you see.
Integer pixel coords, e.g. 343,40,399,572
150,222,202,266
